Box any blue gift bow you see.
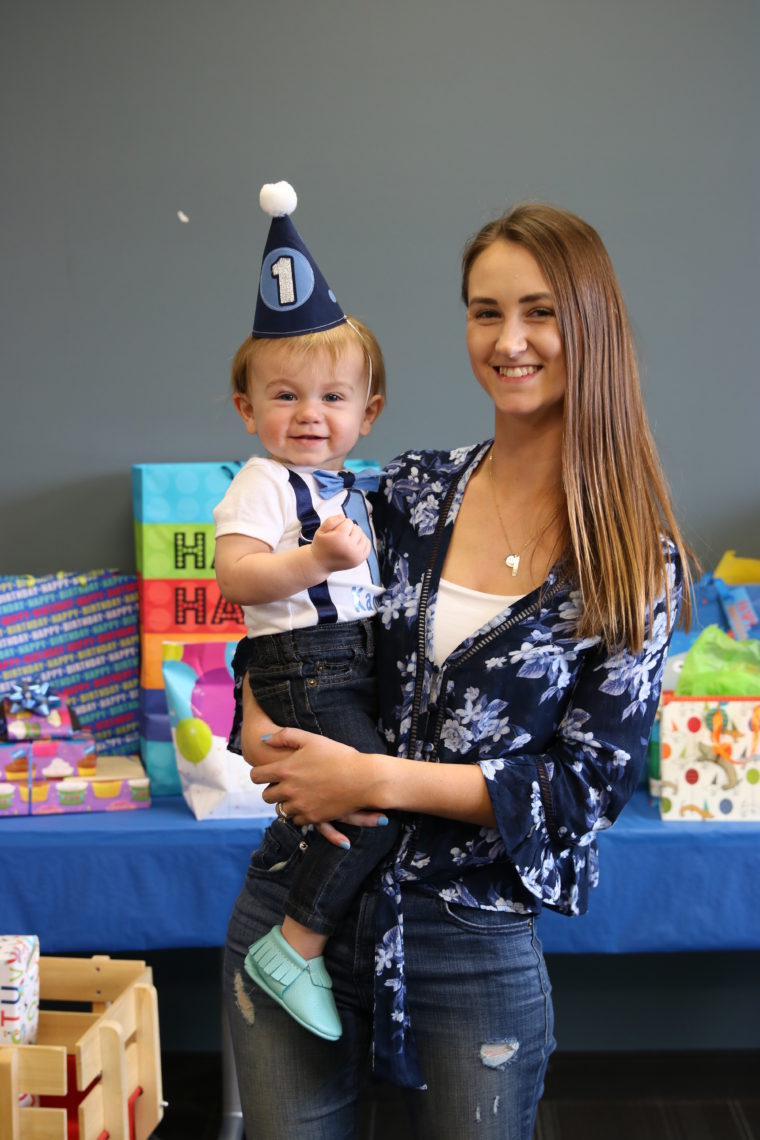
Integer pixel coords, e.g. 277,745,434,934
3,681,61,718
312,468,380,496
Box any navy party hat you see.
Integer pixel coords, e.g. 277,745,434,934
252,181,346,338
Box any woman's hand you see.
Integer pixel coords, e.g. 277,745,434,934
250,726,387,829
240,682,388,844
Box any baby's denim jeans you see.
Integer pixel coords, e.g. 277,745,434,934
232,617,399,935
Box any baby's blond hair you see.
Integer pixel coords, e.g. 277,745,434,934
231,316,386,402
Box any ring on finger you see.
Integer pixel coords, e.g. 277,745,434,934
275,802,289,821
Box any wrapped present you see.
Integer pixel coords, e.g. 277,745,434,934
1,736,96,782
132,463,247,794
1,681,75,741
0,935,39,1045
659,694,760,821
0,746,150,817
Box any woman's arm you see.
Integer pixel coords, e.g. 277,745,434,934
250,726,497,829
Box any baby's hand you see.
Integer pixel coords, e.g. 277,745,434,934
310,515,370,574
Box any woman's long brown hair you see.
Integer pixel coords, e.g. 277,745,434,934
462,203,694,653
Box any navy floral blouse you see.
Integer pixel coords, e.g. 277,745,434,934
368,442,682,1088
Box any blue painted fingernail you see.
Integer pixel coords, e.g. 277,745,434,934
260,733,272,741
340,840,351,850
377,815,389,826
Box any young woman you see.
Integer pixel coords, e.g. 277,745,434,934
222,202,692,1140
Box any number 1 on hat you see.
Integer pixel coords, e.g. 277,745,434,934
271,256,296,306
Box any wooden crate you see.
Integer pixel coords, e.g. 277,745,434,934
0,955,163,1140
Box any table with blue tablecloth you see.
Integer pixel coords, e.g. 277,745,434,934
5,788,758,1140
2,789,758,954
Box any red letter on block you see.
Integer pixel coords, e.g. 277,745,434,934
212,595,244,625
174,586,207,626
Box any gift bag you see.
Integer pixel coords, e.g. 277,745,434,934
0,572,139,755
132,463,247,794
161,640,274,820
659,694,760,821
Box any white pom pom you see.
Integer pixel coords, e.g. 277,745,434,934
259,181,297,218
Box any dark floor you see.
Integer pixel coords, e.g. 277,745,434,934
152,1049,760,1139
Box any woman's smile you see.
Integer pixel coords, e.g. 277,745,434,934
494,364,546,383
495,364,544,380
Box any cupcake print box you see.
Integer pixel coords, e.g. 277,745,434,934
0,743,150,816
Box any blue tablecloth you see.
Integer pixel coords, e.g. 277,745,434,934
2,791,758,954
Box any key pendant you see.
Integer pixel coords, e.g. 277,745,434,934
505,554,520,576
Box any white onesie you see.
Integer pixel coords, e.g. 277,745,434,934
213,456,384,638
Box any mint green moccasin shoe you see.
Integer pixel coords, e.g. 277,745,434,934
244,925,342,1041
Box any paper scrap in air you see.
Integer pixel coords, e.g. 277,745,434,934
177,210,189,223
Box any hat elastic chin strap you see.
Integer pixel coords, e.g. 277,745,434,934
345,319,373,408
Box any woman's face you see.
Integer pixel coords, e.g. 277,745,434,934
465,239,566,425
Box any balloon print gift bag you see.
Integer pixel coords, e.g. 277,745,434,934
161,640,274,821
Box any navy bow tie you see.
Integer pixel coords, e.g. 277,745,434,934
312,468,380,497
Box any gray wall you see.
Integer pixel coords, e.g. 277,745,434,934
3,0,759,575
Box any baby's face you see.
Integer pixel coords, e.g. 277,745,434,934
234,340,378,470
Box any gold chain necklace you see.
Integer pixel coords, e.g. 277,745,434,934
488,449,543,577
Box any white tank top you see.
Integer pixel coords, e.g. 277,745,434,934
431,578,525,667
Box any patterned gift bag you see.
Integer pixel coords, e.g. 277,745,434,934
132,463,246,793
659,694,760,821
0,572,139,755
